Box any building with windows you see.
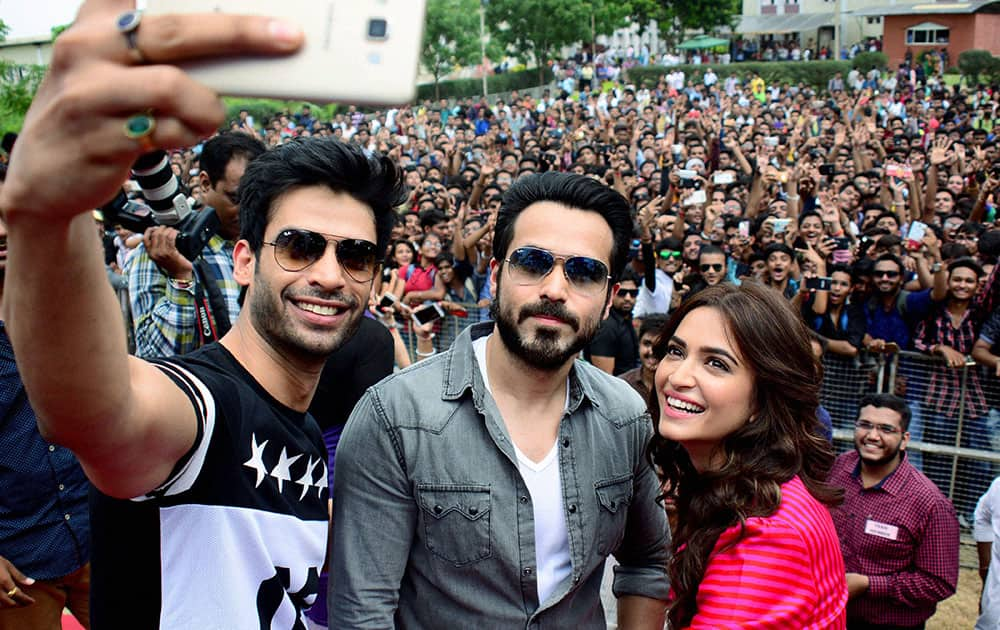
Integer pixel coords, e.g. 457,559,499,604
849,0,1000,69
736,0,887,54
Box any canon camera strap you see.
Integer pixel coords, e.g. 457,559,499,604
192,259,232,346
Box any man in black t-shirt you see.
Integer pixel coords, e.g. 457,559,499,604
1,14,406,626
585,268,640,375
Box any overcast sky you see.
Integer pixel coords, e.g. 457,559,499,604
2,0,83,39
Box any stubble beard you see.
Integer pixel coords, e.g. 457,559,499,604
249,269,363,362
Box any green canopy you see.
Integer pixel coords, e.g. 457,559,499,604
677,35,730,50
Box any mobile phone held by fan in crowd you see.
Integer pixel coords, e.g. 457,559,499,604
144,0,427,105
411,303,445,327
906,221,928,251
806,276,832,291
378,292,398,310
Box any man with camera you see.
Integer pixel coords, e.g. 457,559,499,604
127,132,266,358
0,4,405,628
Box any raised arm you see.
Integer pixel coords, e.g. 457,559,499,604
0,4,302,497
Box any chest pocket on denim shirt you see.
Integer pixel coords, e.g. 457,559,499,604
595,473,634,555
417,484,492,566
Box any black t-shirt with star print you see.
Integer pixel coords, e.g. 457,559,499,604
89,343,329,629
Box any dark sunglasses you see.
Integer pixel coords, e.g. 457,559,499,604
504,246,610,295
263,229,378,282
874,269,901,279
658,250,682,260
617,288,640,298
700,263,724,273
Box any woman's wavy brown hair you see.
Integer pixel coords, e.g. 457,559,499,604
645,282,842,628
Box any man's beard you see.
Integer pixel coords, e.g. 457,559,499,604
249,269,363,362
489,272,602,371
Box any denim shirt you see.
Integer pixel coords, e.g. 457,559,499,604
0,323,90,580
330,322,670,628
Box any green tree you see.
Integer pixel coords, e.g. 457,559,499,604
0,18,10,41
958,50,1000,85
0,62,46,133
51,24,71,40
627,0,739,45
486,0,631,84
422,0,486,99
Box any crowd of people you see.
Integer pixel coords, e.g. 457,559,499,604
2,3,1000,628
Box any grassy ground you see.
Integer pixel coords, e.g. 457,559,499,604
928,542,980,629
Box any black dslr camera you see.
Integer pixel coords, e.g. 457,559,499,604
100,151,219,262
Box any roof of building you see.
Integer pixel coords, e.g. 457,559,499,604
849,0,1000,16
736,12,836,34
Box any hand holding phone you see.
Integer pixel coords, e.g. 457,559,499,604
146,0,427,104
411,303,445,326
906,221,927,251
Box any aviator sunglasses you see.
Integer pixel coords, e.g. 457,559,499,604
504,246,611,295
263,229,378,282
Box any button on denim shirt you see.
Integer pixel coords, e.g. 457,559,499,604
330,322,671,628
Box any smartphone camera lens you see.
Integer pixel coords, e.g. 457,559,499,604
368,18,388,40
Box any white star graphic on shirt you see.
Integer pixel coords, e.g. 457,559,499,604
317,461,329,498
270,447,302,494
296,456,321,500
243,433,270,488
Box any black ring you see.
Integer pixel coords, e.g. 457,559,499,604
116,10,146,63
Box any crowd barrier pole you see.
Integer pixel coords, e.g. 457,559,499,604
827,348,1000,527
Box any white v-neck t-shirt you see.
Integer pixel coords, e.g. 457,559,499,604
473,335,572,604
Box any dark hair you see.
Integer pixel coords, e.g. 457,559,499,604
384,239,416,269
940,242,971,261
858,393,911,431
239,138,406,257
698,244,725,259
646,283,842,628
419,208,449,230
200,132,267,186
948,256,984,278
874,253,903,272
829,263,852,278
763,242,794,259
796,210,822,227
979,229,1000,259
619,267,640,285
493,172,633,281
657,237,683,253
638,313,669,339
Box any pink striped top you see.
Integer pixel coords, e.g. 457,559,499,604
685,475,847,629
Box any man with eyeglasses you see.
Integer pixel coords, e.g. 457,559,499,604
829,394,959,630
2,30,406,623
330,172,670,627
585,267,640,375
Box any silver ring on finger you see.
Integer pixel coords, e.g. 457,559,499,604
116,10,147,64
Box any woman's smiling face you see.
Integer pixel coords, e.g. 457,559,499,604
655,306,755,471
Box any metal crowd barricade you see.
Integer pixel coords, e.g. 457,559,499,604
819,353,880,431
828,349,1000,527
398,302,485,364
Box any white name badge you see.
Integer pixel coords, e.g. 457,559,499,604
864,519,899,540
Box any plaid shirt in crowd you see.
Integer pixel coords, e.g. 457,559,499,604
913,301,988,419
125,234,240,358
829,451,959,627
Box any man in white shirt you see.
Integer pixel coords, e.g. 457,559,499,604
975,476,1000,629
